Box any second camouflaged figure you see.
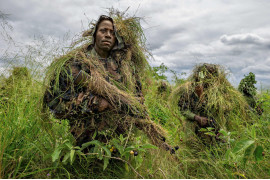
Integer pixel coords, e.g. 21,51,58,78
170,63,252,147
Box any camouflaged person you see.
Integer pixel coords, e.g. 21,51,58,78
44,15,173,152
170,63,253,148
170,64,223,147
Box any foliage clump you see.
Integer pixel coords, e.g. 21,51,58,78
238,72,257,97
0,67,32,100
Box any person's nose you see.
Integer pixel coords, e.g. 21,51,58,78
105,31,112,38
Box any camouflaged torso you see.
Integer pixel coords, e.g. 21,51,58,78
44,45,143,144
177,82,219,145
178,83,208,119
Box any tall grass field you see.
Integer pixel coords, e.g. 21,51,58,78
0,12,269,179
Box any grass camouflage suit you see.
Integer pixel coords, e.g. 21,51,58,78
43,14,173,152
170,63,251,146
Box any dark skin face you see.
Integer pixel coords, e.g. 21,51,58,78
94,20,116,58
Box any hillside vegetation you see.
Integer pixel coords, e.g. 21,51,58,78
0,63,269,179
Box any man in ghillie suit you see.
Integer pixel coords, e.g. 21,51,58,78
43,13,173,152
170,63,251,146
238,72,263,115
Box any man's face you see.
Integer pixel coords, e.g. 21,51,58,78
94,20,116,52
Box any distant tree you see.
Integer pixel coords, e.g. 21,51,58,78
238,72,264,115
238,72,257,97
152,63,186,85
152,63,168,81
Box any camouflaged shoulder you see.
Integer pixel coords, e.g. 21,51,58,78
177,83,198,121
44,55,93,118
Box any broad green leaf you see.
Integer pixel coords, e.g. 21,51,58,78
254,146,263,161
199,128,207,132
65,142,73,150
140,144,158,150
98,150,103,160
81,140,101,150
103,157,109,170
219,129,228,136
62,139,70,144
232,140,255,154
125,163,129,172
123,147,135,153
102,146,111,157
70,150,75,164
206,127,215,131
62,152,70,164
52,148,62,162
81,142,93,150
243,144,255,165
73,146,81,150
205,132,216,136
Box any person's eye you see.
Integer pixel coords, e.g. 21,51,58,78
100,29,106,33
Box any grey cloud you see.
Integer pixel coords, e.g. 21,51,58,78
1,0,270,88
220,33,269,46
242,64,270,74
256,73,270,80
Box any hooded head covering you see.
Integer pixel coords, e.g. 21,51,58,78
83,15,125,50
193,63,219,83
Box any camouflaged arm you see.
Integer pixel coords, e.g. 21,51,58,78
178,95,196,121
74,68,146,117
182,110,196,121
44,69,76,118
44,61,104,118
75,70,146,117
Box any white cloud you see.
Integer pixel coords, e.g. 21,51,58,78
242,64,270,74
220,33,268,45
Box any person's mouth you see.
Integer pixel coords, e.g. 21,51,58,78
102,40,111,45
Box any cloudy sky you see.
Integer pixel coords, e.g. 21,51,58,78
1,0,270,88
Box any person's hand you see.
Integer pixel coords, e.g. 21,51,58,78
194,115,208,127
215,132,227,143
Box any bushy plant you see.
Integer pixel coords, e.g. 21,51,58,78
238,72,257,96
